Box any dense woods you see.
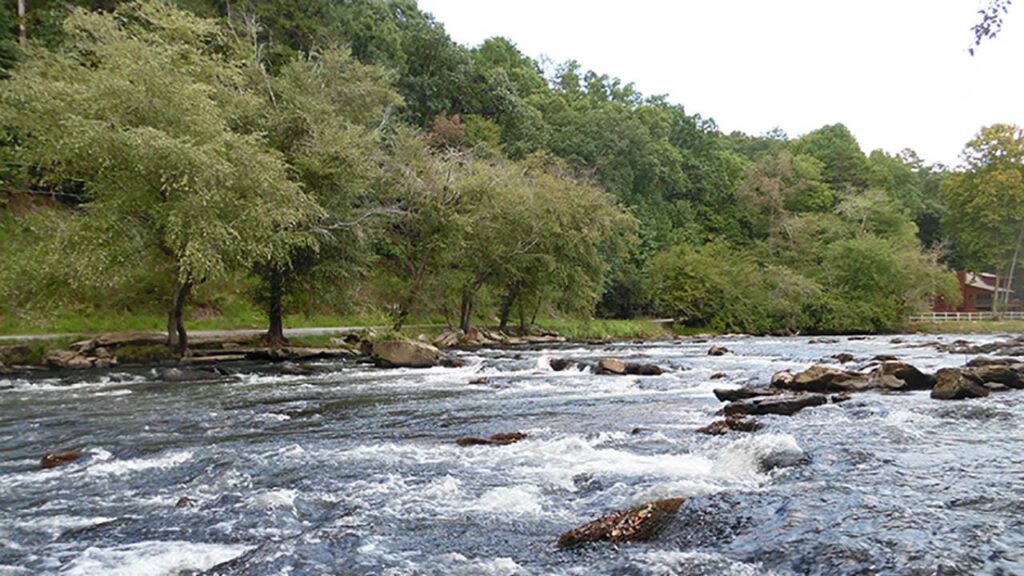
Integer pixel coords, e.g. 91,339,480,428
0,0,1020,347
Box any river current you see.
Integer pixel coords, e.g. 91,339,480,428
1,334,1022,575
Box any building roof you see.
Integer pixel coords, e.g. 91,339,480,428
966,273,1013,294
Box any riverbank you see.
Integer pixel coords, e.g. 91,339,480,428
2,314,1021,373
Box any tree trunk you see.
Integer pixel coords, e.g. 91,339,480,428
1004,223,1024,309
17,0,26,47
167,274,193,356
392,308,409,332
264,268,288,349
498,284,520,333
459,287,474,334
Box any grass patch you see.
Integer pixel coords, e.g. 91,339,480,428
908,320,1024,334
536,318,674,341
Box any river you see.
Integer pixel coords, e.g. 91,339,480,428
1,334,1022,575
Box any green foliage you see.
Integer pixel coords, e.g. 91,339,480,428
790,124,869,194
646,241,819,334
0,1,321,338
0,0,985,340
942,124,1024,275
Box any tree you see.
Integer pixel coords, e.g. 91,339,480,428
0,1,320,353
246,45,400,347
942,124,1024,309
377,130,468,330
790,124,869,194
448,155,634,333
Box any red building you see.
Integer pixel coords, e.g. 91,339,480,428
932,271,1020,312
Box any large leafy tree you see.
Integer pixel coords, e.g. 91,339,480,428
942,124,1024,308
247,45,400,347
0,1,320,352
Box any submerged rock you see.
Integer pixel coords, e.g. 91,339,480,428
707,345,729,356
831,392,853,403
175,496,195,508
723,393,827,417
549,357,576,371
832,353,855,363
440,357,466,368
456,432,527,447
696,415,762,435
372,340,440,368
931,368,990,400
41,450,85,469
157,367,222,382
710,372,727,380
557,497,686,549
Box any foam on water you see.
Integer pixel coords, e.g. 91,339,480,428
85,450,192,477
710,433,806,477
61,541,253,576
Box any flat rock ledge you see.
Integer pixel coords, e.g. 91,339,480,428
558,498,686,549
723,393,828,417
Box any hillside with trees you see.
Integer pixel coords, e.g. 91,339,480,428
1,0,1019,347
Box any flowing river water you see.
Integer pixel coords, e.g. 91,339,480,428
1,334,1023,575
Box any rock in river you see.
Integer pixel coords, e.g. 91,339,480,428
549,357,576,371
713,386,778,402
626,363,664,376
41,451,85,469
931,368,990,400
723,393,828,417
696,415,762,435
707,344,729,356
787,364,868,393
872,361,935,391
558,498,686,549
596,358,626,375
456,432,527,447
372,340,440,368
968,364,1023,389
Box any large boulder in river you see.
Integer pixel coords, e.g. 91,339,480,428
707,344,729,356
596,358,627,375
723,393,828,417
557,498,685,549
788,364,868,393
968,364,1023,389
872,361,935,391
372,340,440,368
931,368,990,400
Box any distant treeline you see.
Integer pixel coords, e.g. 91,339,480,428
1,0,1021,347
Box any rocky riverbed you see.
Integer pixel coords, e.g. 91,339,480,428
1,333,1023,575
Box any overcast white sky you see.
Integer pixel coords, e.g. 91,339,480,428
418,0,1023,167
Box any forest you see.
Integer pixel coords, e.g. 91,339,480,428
1,0,1022,349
